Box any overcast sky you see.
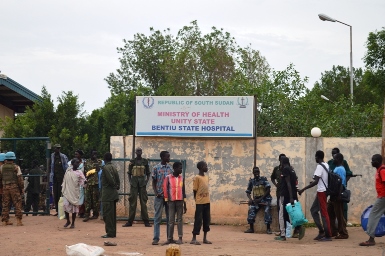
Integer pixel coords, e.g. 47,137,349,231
1,0,384,113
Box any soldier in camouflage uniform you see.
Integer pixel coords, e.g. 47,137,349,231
244,166,272,234
0,152,24,226
122,147,152,227
83,150,102,222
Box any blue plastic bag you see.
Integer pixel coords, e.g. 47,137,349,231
285,200,308,227
361,205,385,237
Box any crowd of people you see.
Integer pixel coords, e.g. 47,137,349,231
247,148,385,247
0,145,384,248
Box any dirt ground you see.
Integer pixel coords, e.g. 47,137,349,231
0,212,384,256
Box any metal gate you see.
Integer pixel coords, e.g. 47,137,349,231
0,137,51,216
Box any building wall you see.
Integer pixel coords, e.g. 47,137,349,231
0,104,14,138
110,136,380,224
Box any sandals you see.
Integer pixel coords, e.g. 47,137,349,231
190,240,201,245
313,233,325,240
335,235,349,239
359,240,375,246
104,241,117,246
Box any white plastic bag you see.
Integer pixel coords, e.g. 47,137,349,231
66,243,105,256
285,221,292,238
58,197,65,220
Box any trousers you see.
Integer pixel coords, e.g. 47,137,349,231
310,192,331,237
25,192,40,215
85,184,100,216
367,197,385,238
128,185,149,222
192,203,211,235
2,184,23,221
246,201,272,225
102,201,117,237
168,200,184,240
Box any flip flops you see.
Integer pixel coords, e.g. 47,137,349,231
298,226,306,240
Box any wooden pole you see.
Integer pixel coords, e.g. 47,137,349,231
381,100,385,163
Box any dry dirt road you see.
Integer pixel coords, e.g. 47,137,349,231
0,213,384,256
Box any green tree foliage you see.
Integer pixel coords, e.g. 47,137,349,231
363,27,385,99
106,21,270,97
0,88,90,168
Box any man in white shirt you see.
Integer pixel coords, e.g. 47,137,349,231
298,150,332,241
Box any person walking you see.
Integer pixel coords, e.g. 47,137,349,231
359,154,385,246
298,150,332,241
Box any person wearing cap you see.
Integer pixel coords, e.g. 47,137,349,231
50,144,69,216
122,147,152,227
0,152,24,226
0,153,5,214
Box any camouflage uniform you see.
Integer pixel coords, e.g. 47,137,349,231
246,176,272,225
84,159,102,219
127,158,150,224
0,163,24,224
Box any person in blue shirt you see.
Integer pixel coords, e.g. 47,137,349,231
327,153,349,239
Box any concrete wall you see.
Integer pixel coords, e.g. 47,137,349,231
110,136,380,225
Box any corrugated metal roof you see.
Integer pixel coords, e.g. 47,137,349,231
0,76,42,113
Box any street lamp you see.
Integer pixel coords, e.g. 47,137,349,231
318,13,353,107
321,95,331,102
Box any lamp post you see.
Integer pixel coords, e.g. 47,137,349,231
318,13,353,107
321,95,332,102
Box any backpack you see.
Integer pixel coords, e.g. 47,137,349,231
319,163,343,198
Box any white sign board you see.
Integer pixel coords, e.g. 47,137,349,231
136,96,254,137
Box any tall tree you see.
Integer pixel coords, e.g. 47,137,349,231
105,21,270,97
363,27,385,98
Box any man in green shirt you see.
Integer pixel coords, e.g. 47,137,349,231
122,147,152,227
327,148,352,222
101,152,120,238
